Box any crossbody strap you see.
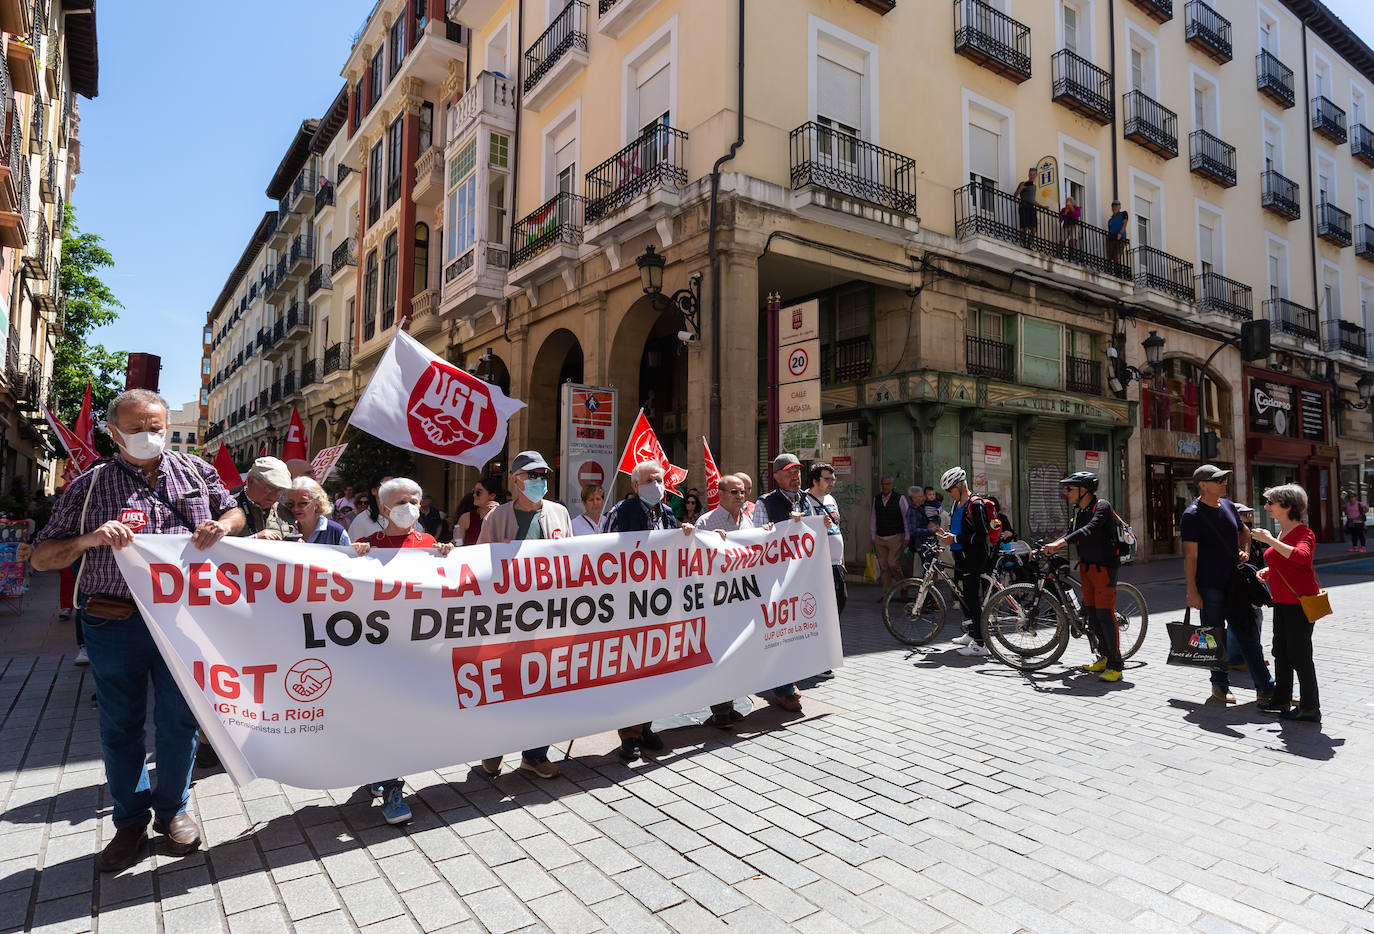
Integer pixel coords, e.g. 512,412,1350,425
109,457,199,533
73,463,109,601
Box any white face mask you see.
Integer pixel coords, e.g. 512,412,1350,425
388,502,421,530
117,429,166,460
638,481,665,506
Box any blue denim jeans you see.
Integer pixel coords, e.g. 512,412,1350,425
1226,609,1263,665
1201,588,1274,693
80,604,199,830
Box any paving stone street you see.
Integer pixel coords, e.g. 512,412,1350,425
2,554,1373,934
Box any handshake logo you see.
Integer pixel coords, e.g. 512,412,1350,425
407,362,498,458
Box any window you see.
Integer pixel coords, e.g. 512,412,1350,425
1060,138,1098,223
488,173,507,246
1059,0,1094,60
1020,318,1062,389
368,142,383,226
389,17,406,78
1317,156,1335,205
369,50,384,107
1357,178,1372,227
1258,8,1278,55
543,104,580,199
490,133,509,168
1131,171,1162,250
1262,116,1284,172
1267,237,1289,300
1354,86,1368,129
202,358,211,375
419,102,433,151
1196,202,1224,275
447,139,478,264
965,94,1013,212
966,307,1011,342
1322,264,1342,320
1192,71,1219,134
810,19,877,144
1062,3,1079,54
1128,28,1157,97
1134,194,1153,247
363,250,379,340
486,20,510,76
1362,281,1374,334
414,223,429,295
171,431,183,444
1142,359,1226,433
382,232,399,329
626,24,673,142
386,116,404,206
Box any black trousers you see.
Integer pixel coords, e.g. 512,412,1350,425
1349,521,1367,548
952,550,989,643
1272,603,1319,711
832,564,847,616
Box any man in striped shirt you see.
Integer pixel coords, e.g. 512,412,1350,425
32,389,244,873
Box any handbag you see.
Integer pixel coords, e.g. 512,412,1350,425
864,552,879,582
1165,609,1226,668
1271,563,1332,623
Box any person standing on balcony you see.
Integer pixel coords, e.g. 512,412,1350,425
1059,196,1081,259
1107,200,1130,265
1014,167,1038,245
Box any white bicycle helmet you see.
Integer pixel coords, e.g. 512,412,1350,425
940,466,968,491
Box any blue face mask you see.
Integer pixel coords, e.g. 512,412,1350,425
638,481,665,505
523,478,548,502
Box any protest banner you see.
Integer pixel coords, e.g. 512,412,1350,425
309,443,348,484
112,520,841,789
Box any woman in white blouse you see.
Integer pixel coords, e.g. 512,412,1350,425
573,484,605,535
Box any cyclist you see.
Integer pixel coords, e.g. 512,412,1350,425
1044,471,1123,682
935,467,995,656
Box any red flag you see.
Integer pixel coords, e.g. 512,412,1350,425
73,383,96,461
259,442,268,456
616,409,686,493
702,437,721,510
213,445,243,489
39,397,99,472
283,407,308,462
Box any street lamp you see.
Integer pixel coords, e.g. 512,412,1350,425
1106,330,1167,394
1142,330,1166,367
1337,373,1374,410
636,244,702,342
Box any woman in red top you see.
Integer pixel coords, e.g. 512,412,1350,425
1252,483,1321,722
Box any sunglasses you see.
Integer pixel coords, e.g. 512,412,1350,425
522,471,552,481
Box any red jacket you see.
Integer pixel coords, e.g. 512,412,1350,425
1264,525,1318,604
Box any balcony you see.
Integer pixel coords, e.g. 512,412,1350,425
448,70,517,147
586,124,688,226
287,235,314,275
1256,50,1294,108
1066,355,1102,395
331,237,358,274
21,216,47,278
1184,1,1231,63
284,369,300,399
1197,271,1253,320
508,192,583,292
28,98,43,154
268,256,291,299
6,37,36,95
269,210,290,248
1317,201,1352,247
1125,0,1171,23
1325,319,1368,358
409,288,442,336
1353,125,1374,167
954,183,1130,280
1188,130,1236,187
39,150,54,202
522,1,589,112
442,240,510,321
413,145,445,204
270,380,282,404
597,0,662,37
308,264,332,296
1357,224,1374,261
820,336,873,384
300,358,317,389
1050,49,1112,124
284,302,311,340
446,0,504,29
1261,169,1300,220
1,98,22,216
965,334,1014,381
1266,298,1318,342
0,0,29,35
1133,246,1194,301
1123,90,1178,158
1312,96,1346,144
787,119,919,237
264,321,290,362
953,0,1032,84
323,341,352,383
289,167,317,213
314,180,335,215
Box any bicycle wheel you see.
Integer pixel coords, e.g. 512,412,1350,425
883,579,947,646
1113,582,1149,660
981,584,1070,671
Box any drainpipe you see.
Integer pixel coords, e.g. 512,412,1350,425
706,0,745,454
501,0,525,347
1302,22,1320,320
1108,0,1119,202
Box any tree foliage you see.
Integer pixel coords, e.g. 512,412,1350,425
55,207,125,456
334,427,416,492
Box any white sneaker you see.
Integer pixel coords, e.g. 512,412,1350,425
74,647,89,666
956,643,988,657
951,633,974,647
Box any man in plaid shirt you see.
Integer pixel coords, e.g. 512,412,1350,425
32,389,243,872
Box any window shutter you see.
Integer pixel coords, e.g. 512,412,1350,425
636,65,670,131
969,124,1000,184
817,54,863,133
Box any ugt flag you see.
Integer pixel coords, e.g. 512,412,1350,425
616,410,687,493
351,330,525,468
702,437,721,510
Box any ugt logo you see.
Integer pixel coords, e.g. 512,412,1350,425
407,361,498,457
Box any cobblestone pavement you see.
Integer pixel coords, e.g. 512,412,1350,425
2,557,1373,934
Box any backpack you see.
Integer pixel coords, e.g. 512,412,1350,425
967,495,1000,557
1113,508,1137,562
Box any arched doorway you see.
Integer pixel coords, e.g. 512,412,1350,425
311,419,329,457
609,299,689,480
527,328,584,498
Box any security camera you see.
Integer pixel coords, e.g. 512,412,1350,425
677,330,697,343
1105,346,1119,360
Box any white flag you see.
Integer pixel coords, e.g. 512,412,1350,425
350,330,525,468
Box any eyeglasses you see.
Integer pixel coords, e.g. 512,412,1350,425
1263,498,1275,505
725,489,748,496
285,499,313,508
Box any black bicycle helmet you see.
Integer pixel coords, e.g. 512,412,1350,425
1058,471,1099,492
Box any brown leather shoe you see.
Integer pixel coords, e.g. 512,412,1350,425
97,825,148,873
769,693,803,713
152,812,202,855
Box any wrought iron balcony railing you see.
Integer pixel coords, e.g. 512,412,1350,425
315,180,335,214
1066,355,1102,395
1256,50,1294,108
331,237,357,273
308,264,332,295
523,1,588,94
1353,124,1374,167
511,191,584,268
1123,90,1178,158
954,183,1131,279
1325,319,1367,357
1357,224,1374,260
1133,246,1195,301
1317,201,1352,246
1051,49,1112,124
1189,129,1236,187
1313,96,1347,143
965,334,1015,381
584,123,688,224
819,336,874,384
1184,0,1231,63
953,0,1032,83
788,121,918,214
1197,271,1253,320
300,359,317,388
1261,169,1300,220
1266,298,1318,341
323,341,351,375
1126,0,1171,23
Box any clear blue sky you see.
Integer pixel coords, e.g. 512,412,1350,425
74,0,1374,413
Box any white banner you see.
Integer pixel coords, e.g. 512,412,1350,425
112,521,842,789
350,330,525,468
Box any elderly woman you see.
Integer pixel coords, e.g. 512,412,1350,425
350,478,453,825
286,478,350,545
1253,484,1320,722
573,484,605,535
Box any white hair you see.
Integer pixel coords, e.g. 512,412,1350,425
377,477,422,507
632,460,663,483
290,477,332,516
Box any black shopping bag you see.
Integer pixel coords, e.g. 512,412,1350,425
1165,609,1225,668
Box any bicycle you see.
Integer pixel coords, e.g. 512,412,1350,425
882,542,1021,646
979,546,1148,671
